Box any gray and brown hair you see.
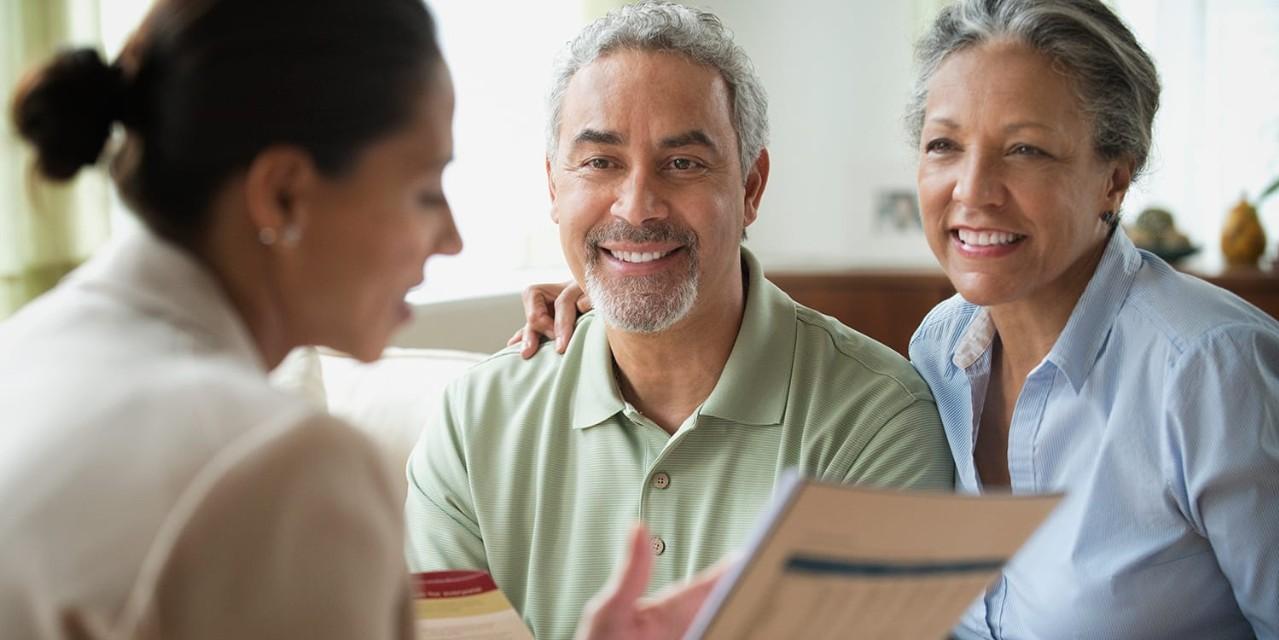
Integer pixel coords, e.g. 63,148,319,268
906,0,1161,179
545,0,769,179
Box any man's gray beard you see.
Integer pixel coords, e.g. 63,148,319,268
584,253,699,334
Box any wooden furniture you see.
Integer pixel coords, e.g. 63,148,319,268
1185,266,1279,320
768,265,1279,357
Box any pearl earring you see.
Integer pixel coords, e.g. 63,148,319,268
257,226,300,247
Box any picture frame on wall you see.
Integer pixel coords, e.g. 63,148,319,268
874,189,922,234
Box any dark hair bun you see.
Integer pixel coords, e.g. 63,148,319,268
11,48,124,181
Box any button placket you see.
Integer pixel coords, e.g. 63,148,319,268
638,415,698,562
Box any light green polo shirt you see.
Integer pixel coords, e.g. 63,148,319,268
405,249,952,640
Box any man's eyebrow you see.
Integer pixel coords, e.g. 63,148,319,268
660,130,716,151
573,129,623,146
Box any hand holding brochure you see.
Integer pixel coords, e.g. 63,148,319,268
686,473,1061,639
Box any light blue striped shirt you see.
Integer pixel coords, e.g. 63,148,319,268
911,230,1279,639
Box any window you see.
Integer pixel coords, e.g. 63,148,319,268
1114,0,1279,267
413,0,586,302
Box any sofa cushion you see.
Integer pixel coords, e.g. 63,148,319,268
271,347,487,487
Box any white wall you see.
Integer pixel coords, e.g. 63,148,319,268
414,0,939,307
94,0,1278,306
711,0,1279,271
704,1,938,269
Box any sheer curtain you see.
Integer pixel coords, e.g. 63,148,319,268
406,0,591,304
0,0,111,319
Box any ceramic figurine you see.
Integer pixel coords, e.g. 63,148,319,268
1221,196,1267,267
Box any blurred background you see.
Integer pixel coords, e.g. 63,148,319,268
3,0,1277,319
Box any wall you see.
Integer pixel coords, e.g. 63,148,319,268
412,0,942,308
705,1,940,270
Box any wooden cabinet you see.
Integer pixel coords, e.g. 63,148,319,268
768,270,954,357
1186,266,1279,321
767,266,1279,357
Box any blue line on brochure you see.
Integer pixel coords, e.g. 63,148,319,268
784,556,1005,577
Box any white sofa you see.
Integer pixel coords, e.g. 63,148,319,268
270,293,523,494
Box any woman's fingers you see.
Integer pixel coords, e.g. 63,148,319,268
553,284,584,353
519,326,544,359
514,285,565,359
514,281,588,357
575,287,595,313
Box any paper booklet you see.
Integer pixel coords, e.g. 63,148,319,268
412,570,533,640
685,472,1061,640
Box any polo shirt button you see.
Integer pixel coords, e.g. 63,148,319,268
650,535,666,556
651,472,671,489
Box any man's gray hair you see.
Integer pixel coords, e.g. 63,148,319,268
545,1,769,179
906,0,1161,179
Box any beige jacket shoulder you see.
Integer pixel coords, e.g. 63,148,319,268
0,231,410,639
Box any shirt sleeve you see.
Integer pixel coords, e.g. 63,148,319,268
118,414,413,639
404,382,489,573
1166,325,1279,638
842,397,955,491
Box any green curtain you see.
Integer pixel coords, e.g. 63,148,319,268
1,0,111,320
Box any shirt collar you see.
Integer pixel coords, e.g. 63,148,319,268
952,306,996,370
1047,229,1142,390
700,248,795,425
950,229,1142,390
70,229,267,373
570,247,796,429
569,312,625,430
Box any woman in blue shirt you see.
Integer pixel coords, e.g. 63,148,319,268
906,0,1278,637
516,1,1279,637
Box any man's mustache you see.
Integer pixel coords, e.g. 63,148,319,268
585,220,698,250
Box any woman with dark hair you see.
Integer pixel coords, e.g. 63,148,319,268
1,0,725,635
0,0,458,636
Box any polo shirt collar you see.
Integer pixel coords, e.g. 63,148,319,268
950,229,1141,391
569,247,795,429
569,311,625,429
700,248,794,425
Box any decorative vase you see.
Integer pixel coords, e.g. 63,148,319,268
1221,197,1267,267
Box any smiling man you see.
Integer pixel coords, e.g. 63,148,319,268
404,3,953,638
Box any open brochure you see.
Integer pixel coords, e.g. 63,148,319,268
686,472,1061,639
412,570,533,640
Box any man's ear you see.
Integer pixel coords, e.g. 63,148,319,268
244,146,317,243
546,156,560,224
742,148,770,228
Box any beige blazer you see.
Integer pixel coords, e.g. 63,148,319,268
0,231,412,639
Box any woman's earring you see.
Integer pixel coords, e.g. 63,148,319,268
257,226,300,247
1099,210,1118,227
